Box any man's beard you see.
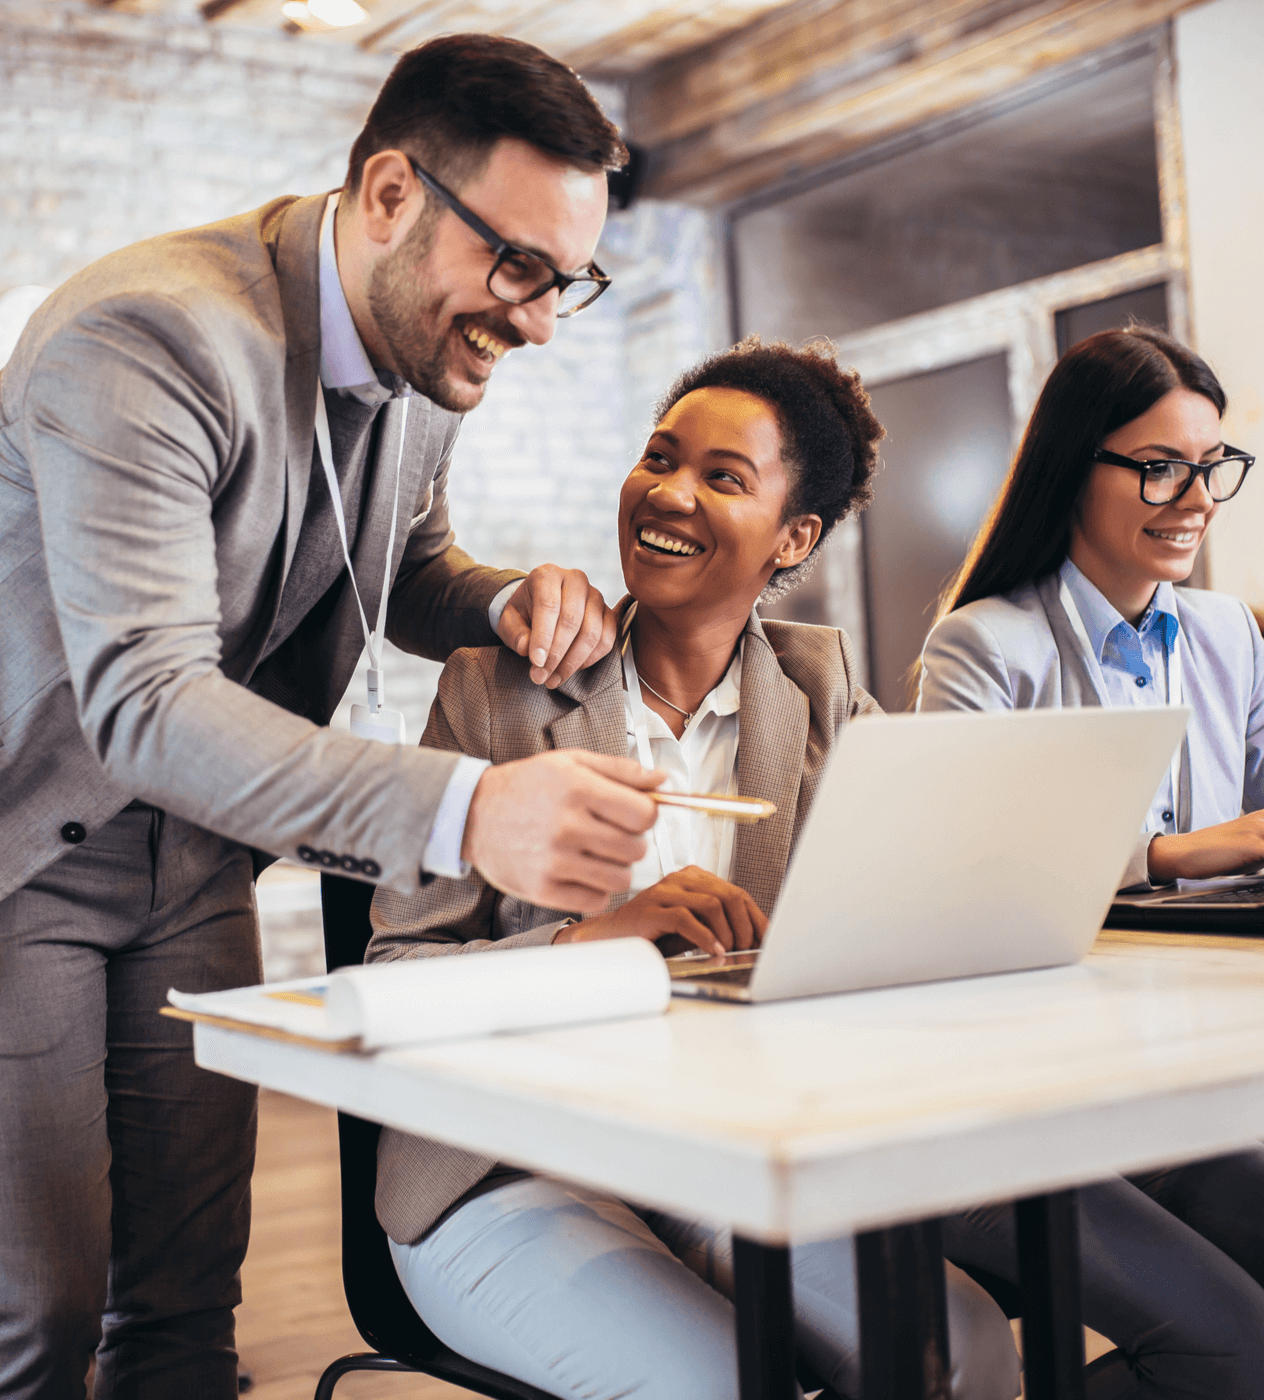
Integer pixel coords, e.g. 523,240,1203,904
367,223,521,415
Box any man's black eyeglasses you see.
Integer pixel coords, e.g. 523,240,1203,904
1093,446,1255,505
410,160,611,318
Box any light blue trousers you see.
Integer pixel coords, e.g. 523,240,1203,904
390,1176,1020,1400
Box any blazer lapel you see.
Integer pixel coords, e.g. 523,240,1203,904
731,613,810,916
1035,573,1105,708
547,641,634,914
547,646,627,759
271,193,326,592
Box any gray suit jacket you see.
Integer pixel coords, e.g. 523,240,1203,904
0,194,521,900
367,608,879,1243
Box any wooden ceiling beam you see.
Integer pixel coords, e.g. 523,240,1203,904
631,0,1208,206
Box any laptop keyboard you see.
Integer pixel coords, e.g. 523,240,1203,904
688,966,756,987
1168,883,1264,906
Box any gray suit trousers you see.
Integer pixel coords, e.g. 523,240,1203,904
0,804,261,1398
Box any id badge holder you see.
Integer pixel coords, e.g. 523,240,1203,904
350,704,406,745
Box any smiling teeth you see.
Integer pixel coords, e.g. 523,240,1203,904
1147,529,1198,543
640,528,701,556
463,326,507,359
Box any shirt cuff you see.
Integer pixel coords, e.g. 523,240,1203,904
487,580,525,636
421,754,490,879
1119,831,1162,892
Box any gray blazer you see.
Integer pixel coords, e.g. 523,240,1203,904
367,609,879,1243
0,193,521,900
918,573,1264,887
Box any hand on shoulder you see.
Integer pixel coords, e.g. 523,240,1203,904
495,564,617,688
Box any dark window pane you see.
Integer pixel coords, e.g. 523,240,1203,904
862,355,1013,711
1054,282,1169,356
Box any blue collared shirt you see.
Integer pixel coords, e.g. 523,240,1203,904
1059,559,1180,834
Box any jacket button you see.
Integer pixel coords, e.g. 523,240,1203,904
297,845,317,863
338,854,362,873
60,822,87,845
361,860,381,879
318,849,338,868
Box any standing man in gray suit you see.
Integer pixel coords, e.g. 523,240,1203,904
0,34,661,1397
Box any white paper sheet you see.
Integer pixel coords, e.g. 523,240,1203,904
168,938,670,1051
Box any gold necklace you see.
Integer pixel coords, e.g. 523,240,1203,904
637,672,695,726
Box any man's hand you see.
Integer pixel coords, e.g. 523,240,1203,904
496,565,617,688
461,750,662,914
555,866,767,956
1148,812,1264,884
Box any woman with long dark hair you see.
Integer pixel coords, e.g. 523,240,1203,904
920,326,1264,1397
921,326,1262,885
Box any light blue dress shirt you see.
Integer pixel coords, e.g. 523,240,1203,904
1059,559,1181,835
317,194,519,878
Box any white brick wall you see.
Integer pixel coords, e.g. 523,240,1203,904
0,0,392,290
2,0,726,748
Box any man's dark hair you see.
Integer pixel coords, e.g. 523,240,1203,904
345,33,628,196
654,336,884,597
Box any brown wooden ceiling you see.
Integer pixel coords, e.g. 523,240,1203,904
92,0,1212,204
202,0,802,75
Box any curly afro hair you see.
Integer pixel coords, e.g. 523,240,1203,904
653,336,883,602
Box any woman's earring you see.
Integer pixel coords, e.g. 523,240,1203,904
775,556,783,565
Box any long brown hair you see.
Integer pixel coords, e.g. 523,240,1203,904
937,327,1226,622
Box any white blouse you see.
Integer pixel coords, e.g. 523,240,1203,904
621,640,742,893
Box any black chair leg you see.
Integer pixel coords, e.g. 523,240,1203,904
314,1352,421,1400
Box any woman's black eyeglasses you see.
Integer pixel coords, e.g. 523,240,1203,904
410,160,611,318
1093,446,1255,505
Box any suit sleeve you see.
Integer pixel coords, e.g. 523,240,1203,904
367,652,570,964
386,417,524,661
917,612,1016,711
24,295,463,895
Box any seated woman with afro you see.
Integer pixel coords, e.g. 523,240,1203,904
366,337,1022,1400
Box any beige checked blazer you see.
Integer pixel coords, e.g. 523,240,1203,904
367,606,879,1244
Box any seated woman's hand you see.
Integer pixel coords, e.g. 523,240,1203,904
553,866,767,956
1148,811,1264,883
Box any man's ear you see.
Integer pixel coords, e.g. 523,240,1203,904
779,513,823,568
356,150,424,247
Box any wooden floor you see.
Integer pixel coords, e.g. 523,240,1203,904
238,1089,476,1400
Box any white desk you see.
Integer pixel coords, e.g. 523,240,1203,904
194,931,1264,1399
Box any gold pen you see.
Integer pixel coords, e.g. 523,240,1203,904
651,792,776,823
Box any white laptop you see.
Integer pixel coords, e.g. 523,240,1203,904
669,706,1190,1002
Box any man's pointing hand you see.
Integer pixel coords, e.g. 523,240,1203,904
461,751,663,914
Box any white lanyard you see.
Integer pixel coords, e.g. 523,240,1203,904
620,608,739,883
1059,578,1183,830
314,381,408,742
